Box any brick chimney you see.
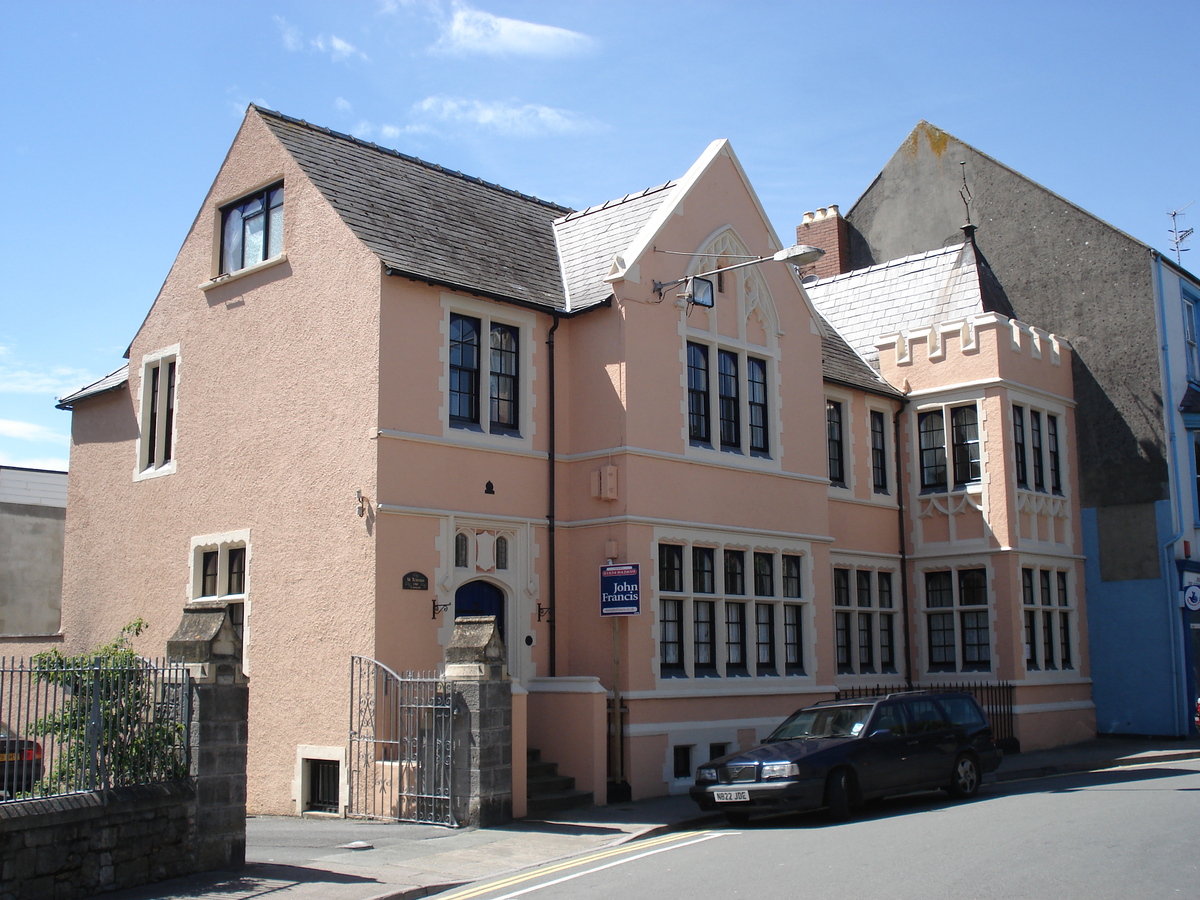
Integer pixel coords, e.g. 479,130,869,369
796,205,849,280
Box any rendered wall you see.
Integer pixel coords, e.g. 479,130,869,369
1082,503,1180,734
53,111,383,815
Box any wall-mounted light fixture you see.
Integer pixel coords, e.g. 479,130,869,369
653,243,825,308
355,490,366,517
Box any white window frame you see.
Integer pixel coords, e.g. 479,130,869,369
189,528,251,673
824,388,854,492
440,295,535,451
1020,560,1077,678
653,530,813,689
1011,395,1070,498
867,404,894,499
679,228,783,473
133,344,180,482
915,401,982,494
684,338,777,461
919,561,994,676
1184,292,1200,384
830,562,901,678
1192,431,1200,528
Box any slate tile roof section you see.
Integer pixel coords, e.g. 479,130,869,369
56,364,130,410
805,242,986,364
817,314,902,398
254,107,572,311
553,182,677,311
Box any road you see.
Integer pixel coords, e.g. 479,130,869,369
439,760,1200,900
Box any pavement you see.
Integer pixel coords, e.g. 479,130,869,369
100,735,1200,900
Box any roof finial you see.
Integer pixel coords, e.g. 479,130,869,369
959,161,977,243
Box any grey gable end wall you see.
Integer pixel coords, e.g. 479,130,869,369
846,123,1165,518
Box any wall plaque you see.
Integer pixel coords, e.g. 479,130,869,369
402,572,429,591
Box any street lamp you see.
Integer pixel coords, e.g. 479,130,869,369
653,243,825,307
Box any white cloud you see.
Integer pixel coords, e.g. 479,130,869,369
0,419,68,445
413,96,601,137
275,15,304,51
348,119,430,142
0,361,95,396
435,4,595,58
378,0,426,12
335,97,353,112
0,450,69,471
275,16,369,62
313,34,369,62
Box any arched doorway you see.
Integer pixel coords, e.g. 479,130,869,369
454,580,505,643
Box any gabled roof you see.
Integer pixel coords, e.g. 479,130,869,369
805,242,1006,363
56,364,130,410
553,182,677,310
255,107,573,311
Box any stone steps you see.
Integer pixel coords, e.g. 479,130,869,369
525,747,592,818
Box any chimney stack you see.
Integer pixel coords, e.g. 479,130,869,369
796,205,849,280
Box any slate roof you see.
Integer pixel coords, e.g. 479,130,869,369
553,182,677,310
56,364,130,410
819,319,902,398
255,107,573,311
805,242,1003,364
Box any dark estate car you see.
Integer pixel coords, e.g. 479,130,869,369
0,721,43,798
690,691,1003,824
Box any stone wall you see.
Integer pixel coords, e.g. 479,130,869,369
0,784,194,899
0,605,248,899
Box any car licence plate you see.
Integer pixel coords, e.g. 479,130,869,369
713,790,749,803
0,753,15,762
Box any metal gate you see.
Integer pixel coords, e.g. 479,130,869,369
348,657,456,825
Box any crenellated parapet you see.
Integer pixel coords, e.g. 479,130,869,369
875,313,1071,394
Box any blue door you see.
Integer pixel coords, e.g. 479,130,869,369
454,581,505,642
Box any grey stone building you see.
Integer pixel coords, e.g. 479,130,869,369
0,465,66,638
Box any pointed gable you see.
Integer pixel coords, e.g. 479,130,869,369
255,107,571,310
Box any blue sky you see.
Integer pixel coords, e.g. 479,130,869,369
2,0,1197,471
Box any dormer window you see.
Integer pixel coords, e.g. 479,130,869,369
221,183,283,275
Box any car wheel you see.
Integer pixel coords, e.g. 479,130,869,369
724,811,750,827
826,769,853,821
949,754,980,799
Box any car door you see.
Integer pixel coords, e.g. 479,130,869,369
901,697,958,787
855,702,924,795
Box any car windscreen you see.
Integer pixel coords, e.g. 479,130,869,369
766,705,873,741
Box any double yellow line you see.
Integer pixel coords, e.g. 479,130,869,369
437,830,723,900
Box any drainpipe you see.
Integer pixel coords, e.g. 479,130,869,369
893,400,913,687
546,314,561,677
1152,252,1187,734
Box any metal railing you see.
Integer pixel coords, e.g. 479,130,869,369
348,658,456,825
835,680,1017,749
0,656,191,801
